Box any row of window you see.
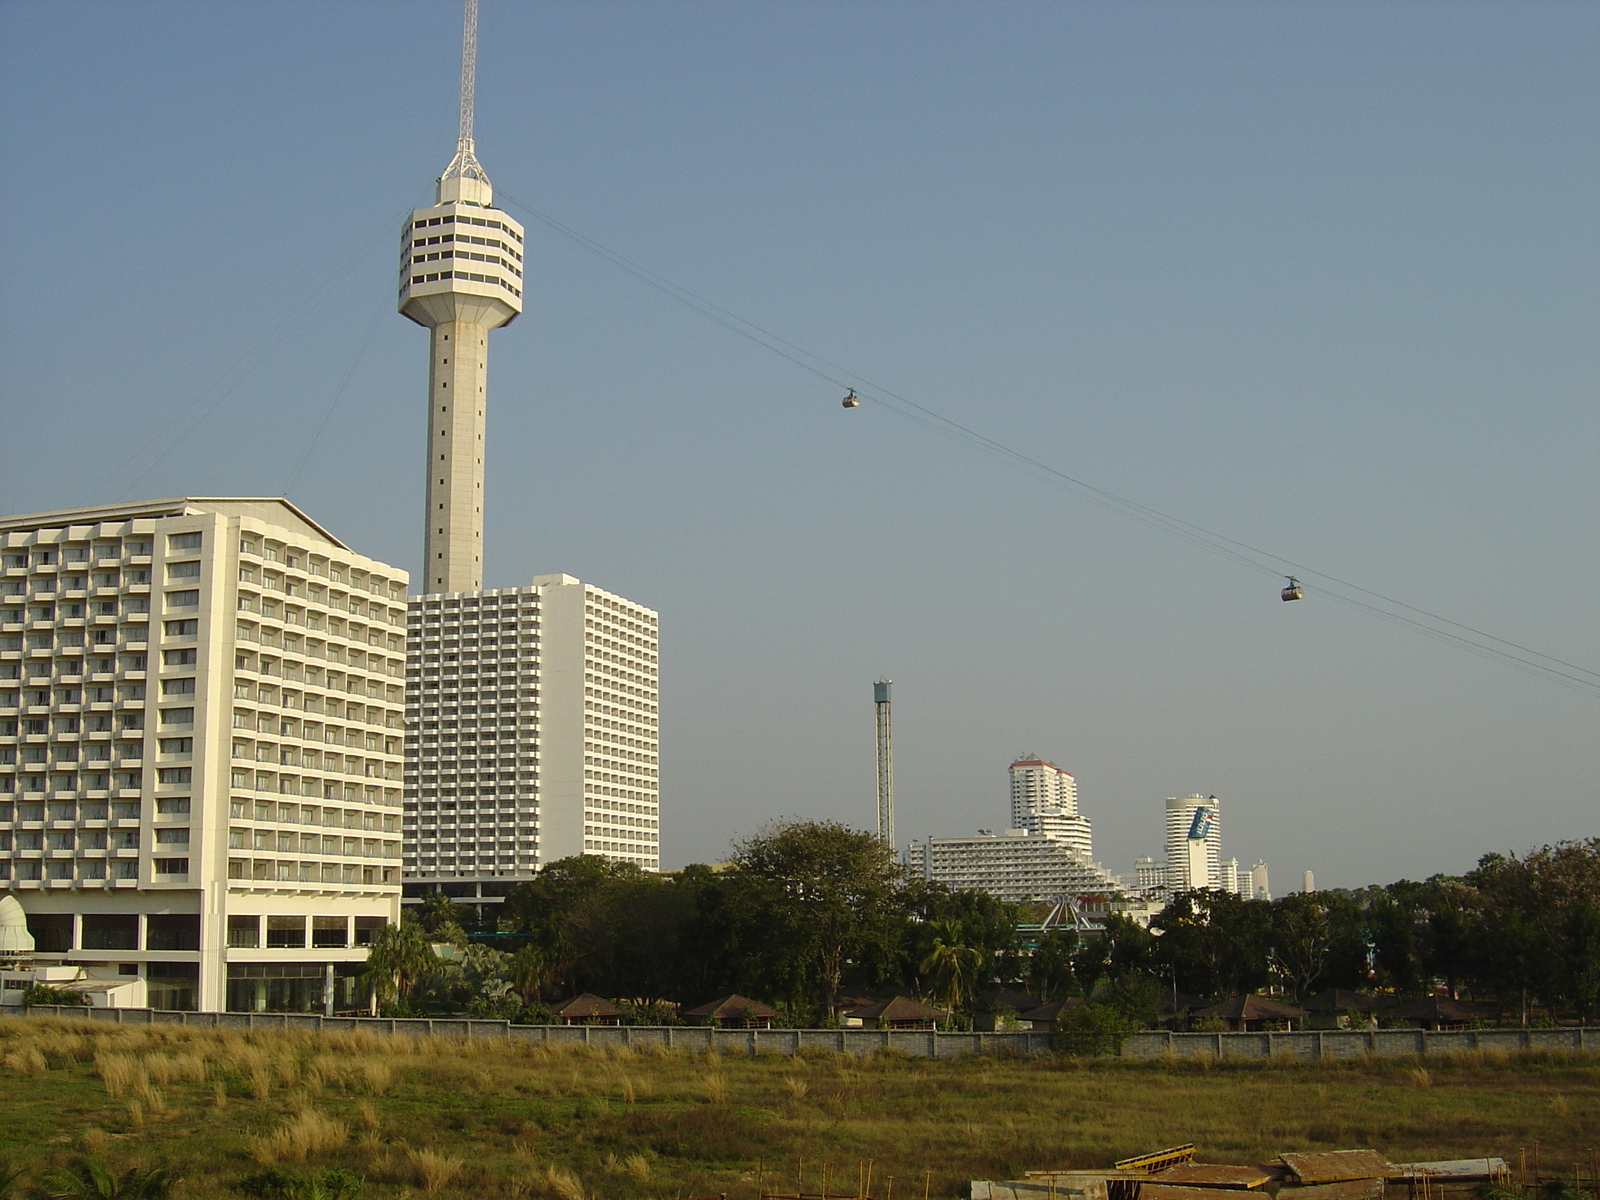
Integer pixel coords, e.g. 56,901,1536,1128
410,248,523,278
406,270,522,299
239,537,403,601
0,541,154,568
409,230,523,263
410,212,523,242
227,859,396,887
1,858,182,880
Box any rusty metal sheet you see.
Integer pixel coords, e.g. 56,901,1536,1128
1278,1179,1386,1200
1388,1160,1509,1183
1151,1165,1274,1189
1279,1153,1392,1185
1143,1184,1263,1200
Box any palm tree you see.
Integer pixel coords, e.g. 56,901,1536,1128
34,1158,176,1200
920,919,983,1014
362,923,436,1005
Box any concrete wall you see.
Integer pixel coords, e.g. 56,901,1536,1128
8,1006,1594,1060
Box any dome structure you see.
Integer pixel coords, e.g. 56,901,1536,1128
0,895,35,955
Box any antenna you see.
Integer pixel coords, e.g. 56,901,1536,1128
441,0,489,189
874,680,894,848
458,0,477,148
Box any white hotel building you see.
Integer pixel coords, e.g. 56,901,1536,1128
404,576,658,917
0,499,404,1013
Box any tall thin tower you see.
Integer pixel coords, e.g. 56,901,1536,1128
400,0,525,594
874,680,894,847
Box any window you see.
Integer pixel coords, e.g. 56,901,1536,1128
227,915,260,948
162,650,197,667
266,916,306,949
166,561,201,580
82,913,139,950
166,590,199,608
156,767,191,785
168,532,203,550
312,916,348,948
158,737,192,755
160,707,194,726
161,679,195,696
155,827,190,845
164,620,198,637
156,797,190,814
152,858,189,875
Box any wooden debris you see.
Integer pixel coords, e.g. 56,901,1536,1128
1277,1151,1393,1185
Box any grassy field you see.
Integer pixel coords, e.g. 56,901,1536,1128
1,1017,1596,1199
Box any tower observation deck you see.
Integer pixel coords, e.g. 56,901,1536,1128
399,0,523,595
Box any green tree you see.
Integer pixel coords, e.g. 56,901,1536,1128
1025,928,1080,1001
727,820,908,1013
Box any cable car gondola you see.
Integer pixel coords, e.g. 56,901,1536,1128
1281,576,1303,602
842,389,860,408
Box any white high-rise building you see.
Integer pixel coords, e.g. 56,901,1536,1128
1008,756,1092,861
404,577,658,906
399,4,661,921
0,499,405,1013
907,830,1122,906
1164,794,1223,891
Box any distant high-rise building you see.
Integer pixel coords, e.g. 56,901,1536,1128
1247,860,1270,900
907,830,1122,906
1008,757,1092,861
404,577,658,915
1221,856,1239,895
1164,794,1222,891
1302,869,1315,894
1,499,406,1013
1133,854,1168,891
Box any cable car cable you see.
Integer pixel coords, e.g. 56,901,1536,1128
497,190,1600,698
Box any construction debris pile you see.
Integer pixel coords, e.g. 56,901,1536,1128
970,1144,1525,1200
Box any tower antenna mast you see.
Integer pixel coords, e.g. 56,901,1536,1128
874,680,894,848
442,0,487,186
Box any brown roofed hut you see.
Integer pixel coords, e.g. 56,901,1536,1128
1299,988,1392,1030
971,987,1042,1031
847,995,948,1030
551,993,623,1026
1192,994,1308,1032
682,994,780,1029
1385,995,1481,1031
1017,997,1087,1031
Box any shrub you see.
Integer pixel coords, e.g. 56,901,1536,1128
34,1157,177,1199
20,984,89,1008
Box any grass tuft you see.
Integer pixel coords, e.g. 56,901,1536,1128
250,1110,348,1164
408,1147,465,1194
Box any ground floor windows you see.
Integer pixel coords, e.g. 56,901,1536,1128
147,962,199,1011
225,962,370,1015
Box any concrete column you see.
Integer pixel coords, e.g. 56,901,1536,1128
422,320,490,594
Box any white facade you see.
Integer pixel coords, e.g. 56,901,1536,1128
405,575,658,907
1245,860,1271,901
1008,757,1092,860
907,830,1122,906
1164,794,1223,892
1133,854,1168,892
0,499,405,1013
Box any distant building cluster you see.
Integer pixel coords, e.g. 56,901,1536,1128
908,760,1270,918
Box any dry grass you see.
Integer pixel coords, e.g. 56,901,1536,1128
0,1016,1596,1199
250,1109,348,1163
409,1146,465,1193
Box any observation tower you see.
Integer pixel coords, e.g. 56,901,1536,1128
399,0,525,595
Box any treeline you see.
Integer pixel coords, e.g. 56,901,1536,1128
374,822,1600,1027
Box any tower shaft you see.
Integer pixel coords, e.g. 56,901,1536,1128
874,679,894,847
423,320,490,593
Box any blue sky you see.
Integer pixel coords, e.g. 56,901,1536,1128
2,1,1595,886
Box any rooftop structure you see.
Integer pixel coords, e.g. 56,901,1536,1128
907,829,1122,905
